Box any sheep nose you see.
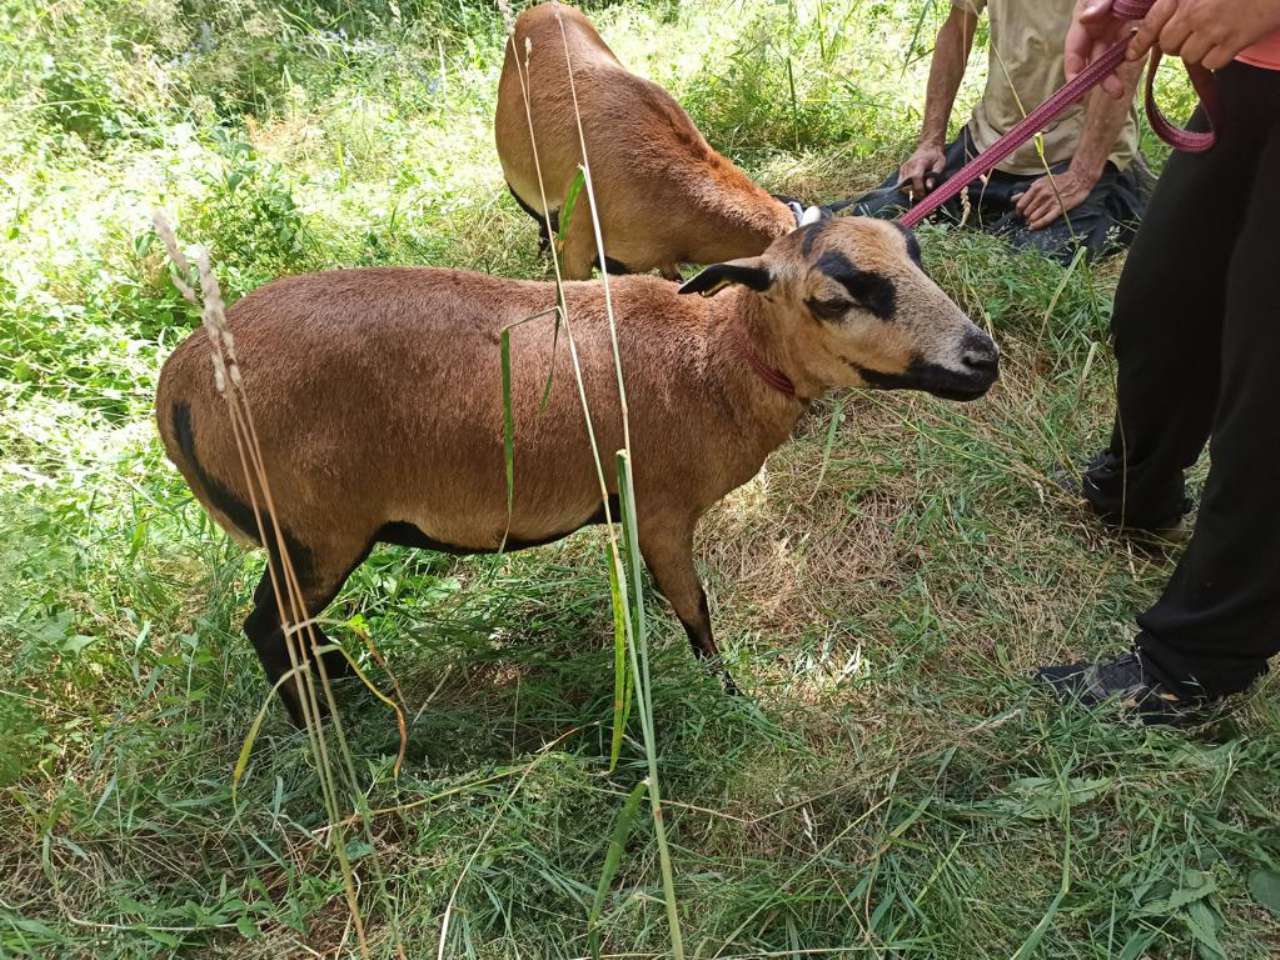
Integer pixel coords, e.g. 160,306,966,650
960,332,1000,378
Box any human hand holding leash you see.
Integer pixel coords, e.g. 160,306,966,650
1066,0,1135,96
899,142,947,199
1128,0,1280,70
1068,0,1280,99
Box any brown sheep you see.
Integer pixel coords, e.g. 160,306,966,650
155,216,998,723
496,2,803,280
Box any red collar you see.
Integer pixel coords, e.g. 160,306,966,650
736,331,797,399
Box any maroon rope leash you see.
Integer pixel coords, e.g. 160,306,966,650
1112,0,1221,153
898,0,1221,230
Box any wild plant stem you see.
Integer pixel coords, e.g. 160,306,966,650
553,9,682,953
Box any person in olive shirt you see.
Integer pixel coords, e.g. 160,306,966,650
854,0,1146,263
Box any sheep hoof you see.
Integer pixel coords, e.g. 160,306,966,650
719,668,740,696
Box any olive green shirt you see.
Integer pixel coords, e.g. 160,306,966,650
953,0,1139,175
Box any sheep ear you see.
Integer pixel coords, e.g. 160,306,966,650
799,205,829,226
678,258,771,298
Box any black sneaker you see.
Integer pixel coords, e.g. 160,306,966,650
1036,651,1215,727
1079,451,1194,542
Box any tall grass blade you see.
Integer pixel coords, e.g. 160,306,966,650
557,166,587,248
616,450,683,959
542,14,683,953
540,315,562,411
616,454,648,687
543,167,584,407
1078,339,1099,405
1009,830,1071,960
810,397,846,501
497,306,565,552
232,663,307,804
154,213,385,957
325,640,408,779
786,56,800,150
904,0,940,70
588,777,649,959
1038,245,1085,344
606,546,630,771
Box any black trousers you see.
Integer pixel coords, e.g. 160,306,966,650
1090,62,1280,697
853,127,1146,263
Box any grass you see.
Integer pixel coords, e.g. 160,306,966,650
2,0,1278,957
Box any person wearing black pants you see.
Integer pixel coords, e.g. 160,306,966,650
1039,2,1280,724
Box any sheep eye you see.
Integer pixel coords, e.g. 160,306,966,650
808,297,850,320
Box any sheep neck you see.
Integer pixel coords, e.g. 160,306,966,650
714,289,816,430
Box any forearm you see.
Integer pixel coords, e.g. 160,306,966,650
1070,55,1144,179
919,10,977,147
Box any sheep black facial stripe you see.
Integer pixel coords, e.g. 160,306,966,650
892,222,923,268
800,221,828,257
814,250,897,321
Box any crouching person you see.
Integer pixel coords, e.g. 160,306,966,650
854,0,1147,263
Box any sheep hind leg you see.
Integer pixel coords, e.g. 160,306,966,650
639,524,739,695
559,218,604,280
243,542,371,726
507,183,558,255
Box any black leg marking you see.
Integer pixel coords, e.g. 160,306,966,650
374,495,621,555
173,401,314,579
677,589,738,696
507,183,558,253
173,404,364,723
594,255,631,276
244,571,311,726
243,543,372,726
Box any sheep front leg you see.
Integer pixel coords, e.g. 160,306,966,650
639,523,739,695
559,220,597,281
243,536,370,726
